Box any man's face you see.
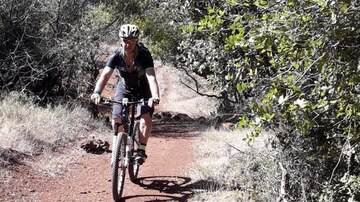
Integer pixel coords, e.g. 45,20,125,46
121,38,137,53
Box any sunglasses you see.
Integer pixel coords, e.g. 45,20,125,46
122,38,137,44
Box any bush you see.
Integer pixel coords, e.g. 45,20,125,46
189,129,278,201
177,0,360,200
0,92,109,175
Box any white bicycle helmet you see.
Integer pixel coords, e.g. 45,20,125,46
119,24,140,38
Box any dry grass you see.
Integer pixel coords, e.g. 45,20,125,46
31,148,83,177
0,168,11,185
0,92,109,177
155,62,218,118
188,129,279,202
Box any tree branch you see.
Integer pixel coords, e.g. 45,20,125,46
178,66,223,99
276,162,288,202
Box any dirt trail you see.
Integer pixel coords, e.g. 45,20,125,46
1,120,200,202
1,63,208,202
35,120,200,202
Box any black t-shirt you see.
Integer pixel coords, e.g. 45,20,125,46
106,44,154,92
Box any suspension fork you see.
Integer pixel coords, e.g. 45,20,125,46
119,107,132,167
112,121,127,165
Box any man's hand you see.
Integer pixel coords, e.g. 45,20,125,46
148,97,160,107
91,93,101,105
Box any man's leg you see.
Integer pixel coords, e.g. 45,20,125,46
111,118,124,165
139,113,153,145
135,113,153,162
111,85,126,165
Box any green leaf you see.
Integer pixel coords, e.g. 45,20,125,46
262,113,275,120
260,0,268,6
188,25,194,33
316,40,323,46
294,63,300,69
341,5,349,14
313,0,327,9
237,115,250,130
236,82,248,93
231,0,236,6
244,135,253,146
216,17,223,25
289,104,297,111
249,69,253,76
218,9,225,16
208,7,215,14
269,59,275,66
200,18,208,25
262,13,268,21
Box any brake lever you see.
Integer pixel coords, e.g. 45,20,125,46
139,98,146,106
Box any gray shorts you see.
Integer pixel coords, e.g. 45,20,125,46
112,84,154,119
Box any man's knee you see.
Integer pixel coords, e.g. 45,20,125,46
140,113,152,123
112,117,121,124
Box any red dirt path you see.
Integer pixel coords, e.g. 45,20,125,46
0,64,206,202
37,127,198,202
1,121,200,202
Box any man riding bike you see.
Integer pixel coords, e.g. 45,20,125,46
91,24,160,164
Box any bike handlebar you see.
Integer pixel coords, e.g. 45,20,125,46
97,96,160,107
100,98,147,106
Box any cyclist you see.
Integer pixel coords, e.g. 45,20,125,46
91,24,160,164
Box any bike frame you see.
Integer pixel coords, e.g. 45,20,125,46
102,97,147,201
107,98,143,167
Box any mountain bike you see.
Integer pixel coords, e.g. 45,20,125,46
101,97,146,201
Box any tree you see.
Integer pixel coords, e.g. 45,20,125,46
0,0,144,101
176,0,360,200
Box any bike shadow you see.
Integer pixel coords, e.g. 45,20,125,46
121,175,220,201
152,121,206,139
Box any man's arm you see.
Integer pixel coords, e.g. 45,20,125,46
91,66,114,104
94,66,114,94
145,67,160,99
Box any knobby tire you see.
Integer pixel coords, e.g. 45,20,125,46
128,121,140,183
111,132,127,201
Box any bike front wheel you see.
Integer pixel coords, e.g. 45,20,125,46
129,121,140,183
111,132,127,201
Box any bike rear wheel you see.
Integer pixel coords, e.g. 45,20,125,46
111,132,127,201
129,121,141,182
